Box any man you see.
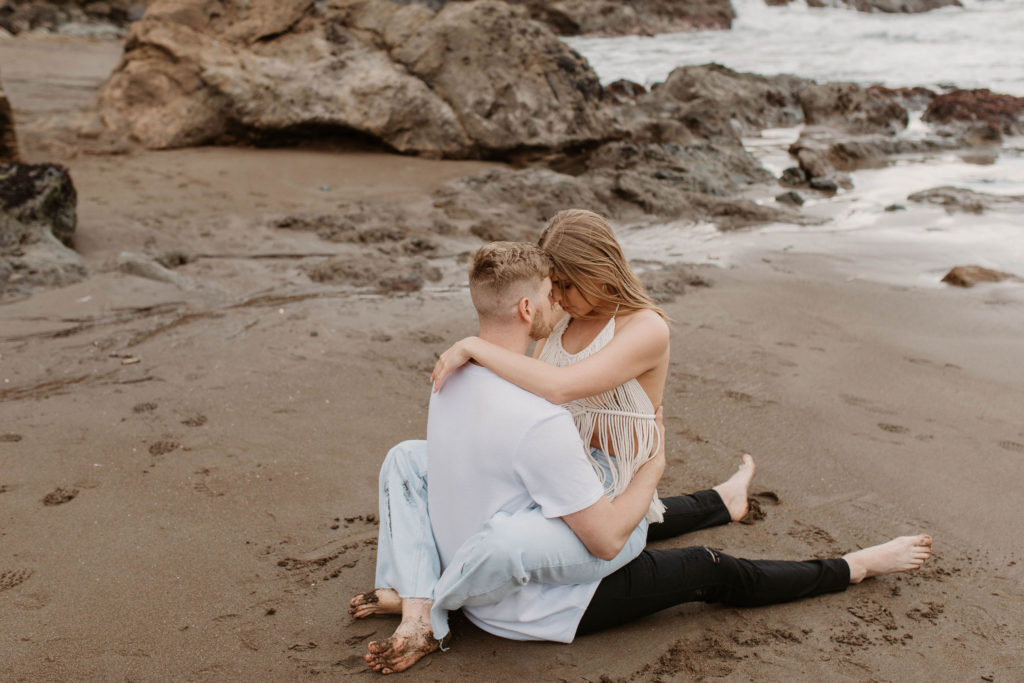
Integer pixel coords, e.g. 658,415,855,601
358,242,932,674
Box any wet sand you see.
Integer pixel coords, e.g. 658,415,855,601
2,34,1024,681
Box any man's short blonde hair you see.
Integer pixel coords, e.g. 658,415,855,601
469,242,552,321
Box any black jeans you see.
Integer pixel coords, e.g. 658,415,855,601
576,490,850,636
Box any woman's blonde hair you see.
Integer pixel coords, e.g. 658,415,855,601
538,209,666,321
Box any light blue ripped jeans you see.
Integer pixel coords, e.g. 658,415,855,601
373,440,648,641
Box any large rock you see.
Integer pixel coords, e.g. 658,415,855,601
648,64,809,138
804,0,961,13
922,89,1024,137
507,0,735,36
799,82,908,135
0,68,19,162
0,163,85,296
95,0,611,158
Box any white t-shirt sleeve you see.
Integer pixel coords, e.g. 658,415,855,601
514,411,604,519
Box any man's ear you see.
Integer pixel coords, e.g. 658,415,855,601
517,296,533,324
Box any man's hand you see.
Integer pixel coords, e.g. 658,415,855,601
431,337,477,391
561,406,667,561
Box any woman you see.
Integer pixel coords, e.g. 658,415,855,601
351,209,754,664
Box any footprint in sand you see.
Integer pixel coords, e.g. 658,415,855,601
1,433,23,442
149,440,179,456
132,402,158,414
42,487,78,506
181,414,208,427
741,491,780,526
998,441,1024,454
877,423,910,434
0,569,34,592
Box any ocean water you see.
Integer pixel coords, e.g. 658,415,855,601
566,0,1024,286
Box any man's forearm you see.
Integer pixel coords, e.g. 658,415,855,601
605,457,662,547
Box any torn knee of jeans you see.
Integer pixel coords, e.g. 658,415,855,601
402,480,414,503
704,547,720,564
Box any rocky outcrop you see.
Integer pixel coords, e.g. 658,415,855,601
95,0,610,158
799,82,908,135
1,69,19,163
803,0,961,13
941,265,1023,288
923,89,1024,137
907,186,1024,214
507,0,735,36
0,163,85,297
435,140,809,232
647,64,809,138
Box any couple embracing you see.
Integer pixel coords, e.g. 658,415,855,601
349,209,932,674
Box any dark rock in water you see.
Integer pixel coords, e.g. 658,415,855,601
941,265,1023,288
95,0,610,158
780,166,806,187
775,191,804,206
791,143,833,181
506,0,735,36
923,89,1024,136
884,204,906,212
0,162,85,296
907,186,1024,214
0,69,19,163
824,134,951,169
809,177,839,194
799,82,908,135
867,85,936,112
805,0,961,12
649,64,809,138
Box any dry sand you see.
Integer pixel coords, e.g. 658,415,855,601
2,34,1024,681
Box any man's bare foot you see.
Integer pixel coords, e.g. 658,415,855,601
712,453,756,522
364,598,438,674
349,588,401,618
844,535,933,584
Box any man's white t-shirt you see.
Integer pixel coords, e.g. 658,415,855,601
427,364,605,643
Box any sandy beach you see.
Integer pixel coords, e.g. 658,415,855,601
3,32,1024,681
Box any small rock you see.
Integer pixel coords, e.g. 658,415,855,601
884,204,906,212
941,265,1023,288
809,177,839,193
780,166,807,187
775,191,805,206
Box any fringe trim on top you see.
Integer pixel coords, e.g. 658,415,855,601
539,316,665,523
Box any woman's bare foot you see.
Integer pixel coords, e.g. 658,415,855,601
349,588,402,618
712,454,756,522
843,535,933,584
364,598,438,674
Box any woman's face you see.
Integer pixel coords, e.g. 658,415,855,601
550,272,596,318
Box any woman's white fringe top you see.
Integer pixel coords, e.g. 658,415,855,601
539,315,666,524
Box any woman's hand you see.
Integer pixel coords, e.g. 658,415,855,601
431,337,477,391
